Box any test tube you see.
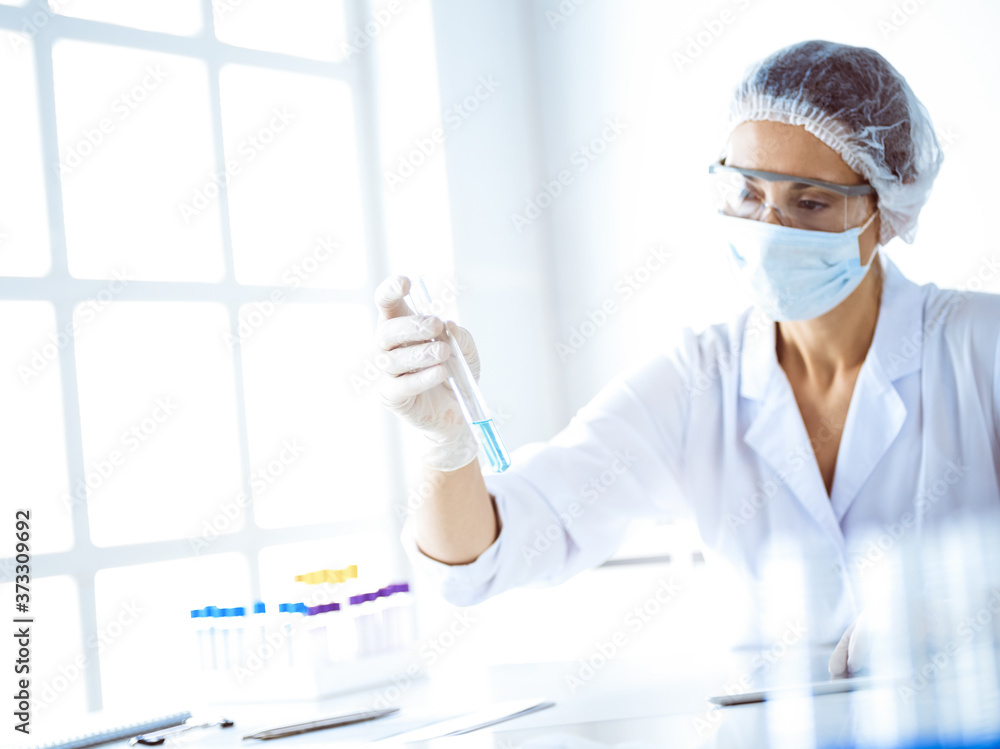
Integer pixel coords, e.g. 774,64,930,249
231,607,246,668
380,585,408,651
350,593,380,658
251,601,267,655
189,609,208,670
405,276,510,473
372,588,391,655
219,608,234,669
204,605,220,669
392,583,416,649
324,600,357,662
304,603,341,662
277,602,307,667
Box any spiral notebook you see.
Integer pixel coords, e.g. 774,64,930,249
27,711,191,749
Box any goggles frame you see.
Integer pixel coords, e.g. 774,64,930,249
708,159,875,197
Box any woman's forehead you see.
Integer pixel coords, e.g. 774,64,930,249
725,121,865,186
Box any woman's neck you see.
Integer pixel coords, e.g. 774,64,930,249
776,255,884,385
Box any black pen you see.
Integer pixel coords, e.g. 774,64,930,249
130,717,234,745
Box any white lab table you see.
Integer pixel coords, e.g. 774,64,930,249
34,651,989,748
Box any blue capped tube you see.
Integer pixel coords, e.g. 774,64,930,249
405,276,510,473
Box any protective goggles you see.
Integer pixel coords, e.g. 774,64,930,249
708,159,876,232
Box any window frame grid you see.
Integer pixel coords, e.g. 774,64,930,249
0,0,407,711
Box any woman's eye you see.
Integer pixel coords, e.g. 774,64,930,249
739,189,763,203
798,199,828,211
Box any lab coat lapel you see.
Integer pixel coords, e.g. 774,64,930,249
740,314,845,547
829,257,922,521
828,355,906,521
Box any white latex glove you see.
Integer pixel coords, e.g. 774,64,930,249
829,608,873,678
373,275,481,472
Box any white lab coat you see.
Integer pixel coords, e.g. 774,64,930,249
401,257,1000,645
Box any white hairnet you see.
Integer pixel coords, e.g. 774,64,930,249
723,40,943,245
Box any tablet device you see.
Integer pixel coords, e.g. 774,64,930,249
709,675,881,706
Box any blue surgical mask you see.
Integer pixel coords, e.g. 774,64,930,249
716,211,880,321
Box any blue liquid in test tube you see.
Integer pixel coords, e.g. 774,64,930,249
473,419,508,474
406,276,511,473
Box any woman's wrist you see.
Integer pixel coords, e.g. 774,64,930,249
420,422,479,472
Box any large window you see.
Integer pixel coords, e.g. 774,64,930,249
0,0,449,717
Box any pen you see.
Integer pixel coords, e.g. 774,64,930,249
129,717,234,745
242,707,399,740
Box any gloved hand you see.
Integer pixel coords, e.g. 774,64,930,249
373,275,481,472
829,608,872,678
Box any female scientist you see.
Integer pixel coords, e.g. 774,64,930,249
371,41,1000,677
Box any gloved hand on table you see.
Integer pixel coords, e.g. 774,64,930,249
829,608,873,678
372,275,482,472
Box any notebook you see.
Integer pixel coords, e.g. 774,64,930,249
27,711,192,749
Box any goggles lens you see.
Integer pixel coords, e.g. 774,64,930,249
710,166,872,233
